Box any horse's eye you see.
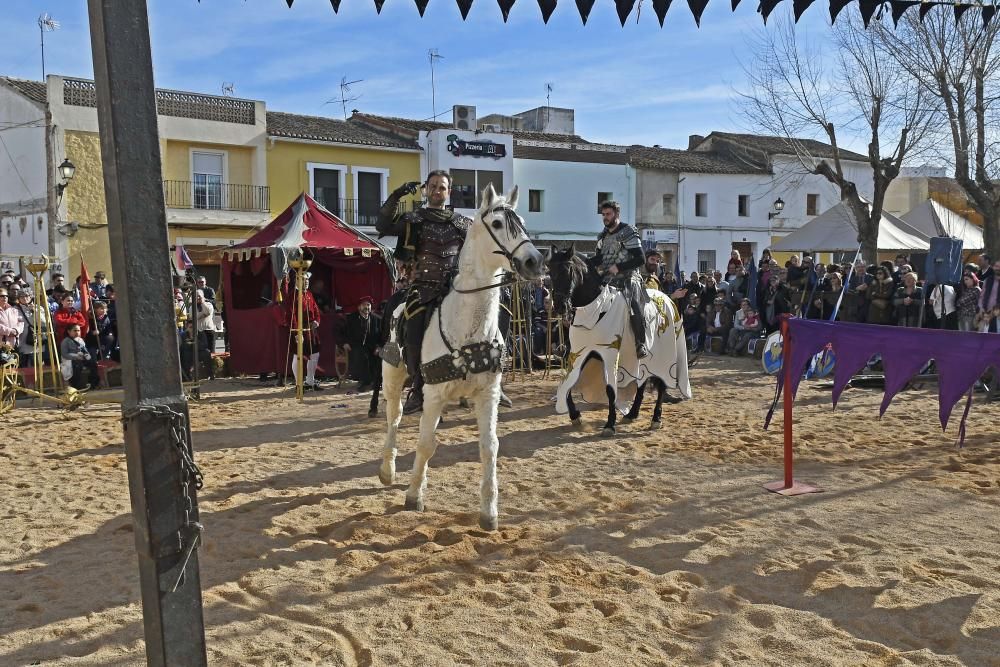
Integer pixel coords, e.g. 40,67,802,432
491,219,503,230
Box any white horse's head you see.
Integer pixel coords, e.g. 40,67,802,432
473,183,544,280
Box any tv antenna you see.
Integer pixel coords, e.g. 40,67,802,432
221,82,235,97
545,82,553,107
38,13,60,80
428,49,444,120
323,76,363,120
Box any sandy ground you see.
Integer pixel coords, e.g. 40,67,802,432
1,355,999,666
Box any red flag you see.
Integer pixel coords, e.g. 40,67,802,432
79,258,92,321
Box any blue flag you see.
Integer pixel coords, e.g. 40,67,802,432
747,254,758,306
674,255,681,284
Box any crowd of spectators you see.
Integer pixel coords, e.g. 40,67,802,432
644,248,1000,359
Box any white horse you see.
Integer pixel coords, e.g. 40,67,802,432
547,246,692,435
379,184,544,531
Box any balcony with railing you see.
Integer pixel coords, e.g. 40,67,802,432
317,197,422,227
163,180,270,213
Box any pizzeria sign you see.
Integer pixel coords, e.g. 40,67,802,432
447,134,506,160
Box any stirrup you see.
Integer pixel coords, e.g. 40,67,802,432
403,388,423,415
636,343,649,359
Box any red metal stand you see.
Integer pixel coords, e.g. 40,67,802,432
764,317,821,496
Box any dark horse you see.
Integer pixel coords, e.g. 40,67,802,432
547,246,690,435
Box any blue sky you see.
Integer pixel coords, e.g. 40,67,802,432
2,0,840,149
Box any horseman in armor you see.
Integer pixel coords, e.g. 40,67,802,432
376,170,471,414
588,200,649,358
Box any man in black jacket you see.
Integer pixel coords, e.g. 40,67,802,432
343,297,380,392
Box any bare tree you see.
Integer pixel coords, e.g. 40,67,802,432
879,13,1000,259
739,15,937,263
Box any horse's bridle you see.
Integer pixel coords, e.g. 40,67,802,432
452,205,533,294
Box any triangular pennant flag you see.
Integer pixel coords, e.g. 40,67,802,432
732,0,742,8
415,0,431,15
792,0,814,21
286,0,295,7
538,0,558,22
954,2,974,22
688,0,710,25
499,0,517,21
829,0,852,21
653,0,673,24
889,0,920,25
576,0,596,23
374,0,386,13
615,0,637,25
329,0,342,11
919,1,942,20
859,0,884,26
457,0,475,17
985,4,998,26
758,0,784,23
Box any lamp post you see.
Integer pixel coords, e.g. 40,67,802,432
56,158,76,198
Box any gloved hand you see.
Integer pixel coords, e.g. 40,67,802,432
394,181,421,197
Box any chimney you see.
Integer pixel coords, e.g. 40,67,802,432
688,134,705,150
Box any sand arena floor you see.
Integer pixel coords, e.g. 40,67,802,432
1,355,998,666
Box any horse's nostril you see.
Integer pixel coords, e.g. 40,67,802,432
525,257,536,268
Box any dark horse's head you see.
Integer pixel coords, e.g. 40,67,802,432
546,243,592,316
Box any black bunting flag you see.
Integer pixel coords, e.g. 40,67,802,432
688,0,710,25
858,0,883,26
793,0,815,21
416,0,431,15
498,0,517,21
984,5,998,27
575,0,596,23
829,0,853,21
538,0,558,22
615,0,637,25
920,1,943,20
758,0,784,23
374,0,385,13
457,0,474,18
732,0,743,9
953,3,974,22
889,0,919,25
329,0,342,10
653,0,674,25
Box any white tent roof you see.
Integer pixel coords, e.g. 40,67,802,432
900,200,984,251
771,200,930,253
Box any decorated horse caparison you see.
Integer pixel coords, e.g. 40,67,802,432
378,185,543,531
547,246,692,435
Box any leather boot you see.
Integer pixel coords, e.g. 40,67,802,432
403,373,424,415
630,309,648,358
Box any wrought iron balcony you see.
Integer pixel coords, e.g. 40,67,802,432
162,180,269,213
316,197,421,226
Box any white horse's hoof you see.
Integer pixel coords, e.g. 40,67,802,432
479,515,498,532
601,427,616,437
404,496,424,512
650,420,663,431
378,467,395,486
621,415,635,424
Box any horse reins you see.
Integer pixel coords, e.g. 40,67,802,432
451,206,532,294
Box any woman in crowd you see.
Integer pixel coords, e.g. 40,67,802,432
867,266,896,325
763,272,791,334
956,272,982,332
195,289,218,354
53,292,88,343
894,272,924,328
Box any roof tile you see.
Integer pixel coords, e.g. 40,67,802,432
704,132,869,162
0,77,47,104
267,111,420,149
627,145,768,175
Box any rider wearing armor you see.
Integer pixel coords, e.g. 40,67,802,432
588,200,649,358
376,170,471,414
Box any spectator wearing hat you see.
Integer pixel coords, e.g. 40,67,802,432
957,273,982,332
90,271,111,300
343,296,381,391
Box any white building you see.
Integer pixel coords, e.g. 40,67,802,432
0,78,49,264
633,133,875,273
514,142,631,249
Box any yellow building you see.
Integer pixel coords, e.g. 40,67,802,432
5,75,271,285
265,111,422,234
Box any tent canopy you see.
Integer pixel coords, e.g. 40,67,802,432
771,200,930,253
221,192,393,375
900,200,984,251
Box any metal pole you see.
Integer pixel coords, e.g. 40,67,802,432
188,270,199,397
296,268,305,400
86,1,207,664
781,315,793,489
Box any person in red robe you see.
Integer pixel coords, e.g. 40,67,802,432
285,272,323,391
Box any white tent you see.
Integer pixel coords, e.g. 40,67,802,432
771,200,930,252
900,200,984,251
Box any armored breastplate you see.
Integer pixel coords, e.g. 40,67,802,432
415,216,466,284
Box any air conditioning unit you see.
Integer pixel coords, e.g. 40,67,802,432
453,105,477,130
481,123,502,133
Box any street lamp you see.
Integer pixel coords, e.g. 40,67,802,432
56,158,76,197
768,197,785,220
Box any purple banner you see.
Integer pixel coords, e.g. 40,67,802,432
765,318,1000,445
